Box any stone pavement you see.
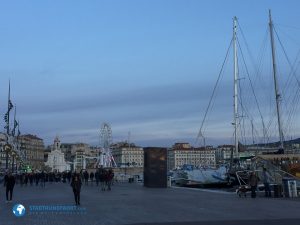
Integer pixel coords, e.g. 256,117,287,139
0,182,300,225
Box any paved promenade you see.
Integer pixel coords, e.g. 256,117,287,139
0,182,300,225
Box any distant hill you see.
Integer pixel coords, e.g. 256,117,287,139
250,138,300,147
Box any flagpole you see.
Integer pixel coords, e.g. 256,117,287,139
7,80,10,135
12,105,16,136
5,80,11,169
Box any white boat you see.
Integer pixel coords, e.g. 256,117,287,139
172,165,228,186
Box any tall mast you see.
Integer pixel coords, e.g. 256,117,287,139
233,16,239,156
268,10,284,150
7,80,11,135
12,105,16,136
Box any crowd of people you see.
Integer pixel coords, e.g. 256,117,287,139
1,168,115,205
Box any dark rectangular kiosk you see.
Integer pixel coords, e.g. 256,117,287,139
144,147,167,188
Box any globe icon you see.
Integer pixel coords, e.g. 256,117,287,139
12,204,26,217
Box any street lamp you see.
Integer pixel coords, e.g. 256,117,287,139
4,143,12,170
11,151,16,173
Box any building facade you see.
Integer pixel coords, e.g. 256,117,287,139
111,142,144,167
18,134,45,171
45,136,70,172
0,133,7,170
215,145,234,164
167,143,216,170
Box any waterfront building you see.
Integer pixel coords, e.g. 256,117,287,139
71,143,98,171
167,143,216,170
18,134,45,171
45,141,99,171
215,145,234,164
45,136,70,172
0,133,7,170
111,142,144,167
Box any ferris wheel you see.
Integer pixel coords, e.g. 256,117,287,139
100,123,112,149
99,123,116,168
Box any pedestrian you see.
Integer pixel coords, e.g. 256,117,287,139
4,172,16,203
35,173,40,186
95,170,99,186
71,174,82,206
67,171,72,183
90,172,94,186
262,168,272,197
107,169,114,191
40,171,46,188
249,171,258,198
24,174,29,186
29,173,33,186
84,171,89,186
99,169,106,191
20,173,24,187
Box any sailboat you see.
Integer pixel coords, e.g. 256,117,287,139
172,10,295,186
172,17,240,187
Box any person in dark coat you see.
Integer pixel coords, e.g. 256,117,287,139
90,172,94,186
71,174,82,205
262,168,272,197
249,171,259,198
95,170,100,186
107,169,114,191
67,171,72,183
84,171,89,186
4,172,16,203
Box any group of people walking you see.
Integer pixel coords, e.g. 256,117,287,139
71,168,114,205
81,169,114,190
1,168,114,205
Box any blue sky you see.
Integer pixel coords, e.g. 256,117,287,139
0,0,300,147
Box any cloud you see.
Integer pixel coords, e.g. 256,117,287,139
12,79,239,146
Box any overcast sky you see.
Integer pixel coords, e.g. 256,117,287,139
0,0,300,147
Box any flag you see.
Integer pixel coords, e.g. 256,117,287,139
8,100,13,111
4,112,8,123
14,120,18,129
12,120,18,136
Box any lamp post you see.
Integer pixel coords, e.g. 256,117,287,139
11,151,16,173
4,143,12,170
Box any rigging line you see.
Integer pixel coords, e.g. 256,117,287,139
281,49,300,99
273,27,300,135
237,89,260,145
284,86,300,134
286,60,300,121
195,38,233,144
237,21,257,73
237,38,268,141
256,29,269,84
201,50,231,139
237,77,247,144
265,109,277,141
236,82,260,144
238,22,269,93
275,23,300,31
283,69,300,127
275,26,300,46
274,26,300,90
